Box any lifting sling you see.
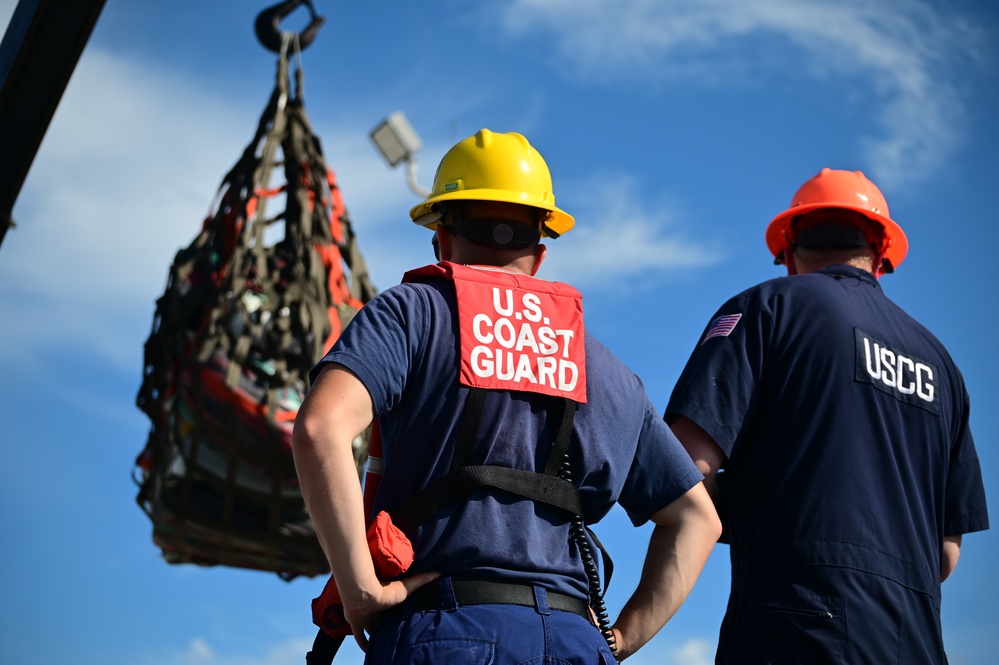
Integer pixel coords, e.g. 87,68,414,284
133,27,376,581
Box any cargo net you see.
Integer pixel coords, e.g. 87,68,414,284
134,37,377,580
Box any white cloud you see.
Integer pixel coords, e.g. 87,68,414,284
0,2,14,31
541,172,718,289
671,637,715,665
623,637,715,665
137,636,333,665
186,637,216,661
0,47,256,371
498,0,985,188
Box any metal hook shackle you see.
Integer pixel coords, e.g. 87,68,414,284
255,0,326,53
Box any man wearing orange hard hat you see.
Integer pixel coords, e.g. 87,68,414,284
664,168,988,663
766,167,908,277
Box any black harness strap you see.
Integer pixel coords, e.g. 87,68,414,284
451,386,487,468
392,388,580,533
393,465,584,533
545,397,576,476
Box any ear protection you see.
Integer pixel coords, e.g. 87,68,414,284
450,215,541,249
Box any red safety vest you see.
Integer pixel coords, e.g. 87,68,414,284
404,261,587,402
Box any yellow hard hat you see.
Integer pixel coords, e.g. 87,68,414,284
409,129,575,237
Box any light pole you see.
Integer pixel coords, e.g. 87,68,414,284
369,111,431,198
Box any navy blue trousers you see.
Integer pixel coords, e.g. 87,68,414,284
365,578,616,664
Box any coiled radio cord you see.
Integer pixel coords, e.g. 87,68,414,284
560,452,618,659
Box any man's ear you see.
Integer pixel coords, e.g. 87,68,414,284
783,248,798,276
531,244,547,276
435,226,454,262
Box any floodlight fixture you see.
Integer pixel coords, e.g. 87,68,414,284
370,111,431,197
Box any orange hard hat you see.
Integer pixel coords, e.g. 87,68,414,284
766,168,908,271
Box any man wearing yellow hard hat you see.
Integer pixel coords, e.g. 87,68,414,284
294,129,720,663
665,168,989,663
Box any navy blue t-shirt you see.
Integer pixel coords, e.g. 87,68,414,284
666,265,988,600
314,268,703,599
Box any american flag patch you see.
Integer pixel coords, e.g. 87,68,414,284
701,313,742,345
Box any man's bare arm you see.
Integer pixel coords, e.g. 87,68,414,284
610,481,722,659
292,364,437,649
669,416,726,505
941,534,962,582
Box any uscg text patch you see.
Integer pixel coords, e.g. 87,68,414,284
854,328,940,414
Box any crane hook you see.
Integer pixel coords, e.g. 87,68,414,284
255,0,326,53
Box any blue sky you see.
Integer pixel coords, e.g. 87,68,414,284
0,1,996,663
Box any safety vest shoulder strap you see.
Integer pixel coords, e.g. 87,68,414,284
403,261,583,300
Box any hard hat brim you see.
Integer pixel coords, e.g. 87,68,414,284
410,188,575,237
766,203,908,269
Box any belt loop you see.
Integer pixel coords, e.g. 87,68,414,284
439,577,458,612
532,585,551,616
